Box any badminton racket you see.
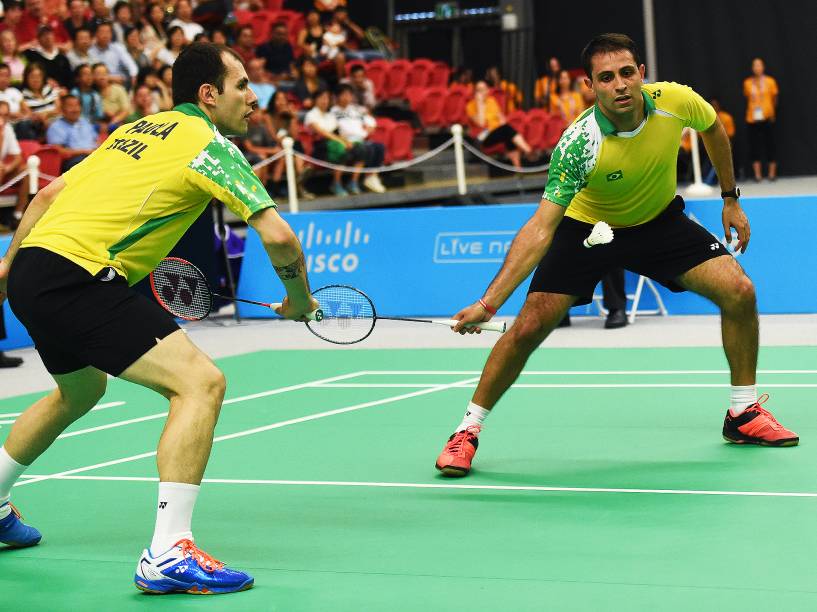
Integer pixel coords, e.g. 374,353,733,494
301,284,506,345
149,257,322,322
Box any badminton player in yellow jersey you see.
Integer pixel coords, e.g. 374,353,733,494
0,43,319,594
436,33,798,477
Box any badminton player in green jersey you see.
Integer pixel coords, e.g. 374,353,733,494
0,43,318,593
436,33,797,477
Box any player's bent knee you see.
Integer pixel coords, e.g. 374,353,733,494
728,276,757,310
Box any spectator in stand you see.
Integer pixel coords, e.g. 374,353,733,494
124,26,149,70
0,63,30,123
46,93,99,170
320,19,345,61
154,25,185,67
534,55,560,109
92,61,130,126
88,0,110,30
140,2,168,56
0,1,25,41
330,7,364,56
70,62,104,122
231,25,255,66
466,80,533,169
743,56,778,182
246,57,274,112
237,106,280,189
263,91,314,198
90,21,138,87
297,10,324,59
256,22,294,81
450,67,474,94
331,83,386,194
577,73,595,107
305,88,355,196
0,31,26,86
21,62,61,136
66,26,93,69
0,99,25,227
158,60,171,90
341,63,374,109
136,65,171,110
124,81,153,120
485,65,521,113
63,0,92,41
168,0,203,44
111,1,135,43
293,56,326,110
550,69,585,124
23,25,73,88
210,27,229,46
16,0,69,49
314,0,344,24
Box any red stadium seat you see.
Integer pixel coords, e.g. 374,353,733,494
415,87,446,128
369,119,393,163
542,114,567,149
408,59,434,88
404,86,426,111
365,60,389,99
18,141,62,188
442,87,468,126
249,10,274,45
428,62,451,87
297,126,314,157
388,121,414,161
523,109,549,151
507,110,527,134
384,59,411,99
264,0,283,10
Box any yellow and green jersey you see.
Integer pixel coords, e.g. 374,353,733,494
544,81,716,227
22,103,275,284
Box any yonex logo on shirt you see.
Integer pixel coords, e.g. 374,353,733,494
606,170,624,182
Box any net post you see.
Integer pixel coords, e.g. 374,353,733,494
282,136,299,214
451,124,467,196
26,154,40,198
685,128,715,197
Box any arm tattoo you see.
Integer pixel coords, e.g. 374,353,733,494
274,253,305,280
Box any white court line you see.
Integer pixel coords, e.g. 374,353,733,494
14,375,479,488
315,383,817,389
359,370,817,376
0,420,14,425
0,400,126,420
17,474,817,499
48,371,366,441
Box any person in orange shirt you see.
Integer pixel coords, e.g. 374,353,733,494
743,57,778,181
705,98,735,184
534,56,560,108
549,70,585,124
466,80,532,169
485,66,522,113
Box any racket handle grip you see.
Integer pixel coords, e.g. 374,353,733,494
444,319,506,333
270,302,323,321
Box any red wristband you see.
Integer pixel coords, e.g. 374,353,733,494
479,298,497,315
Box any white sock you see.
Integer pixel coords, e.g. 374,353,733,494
456,401,490,432
150,482,200,555
0,446,28,520
730,385,758,416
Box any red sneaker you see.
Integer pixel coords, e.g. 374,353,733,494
722,394,799,447
435,425,480,477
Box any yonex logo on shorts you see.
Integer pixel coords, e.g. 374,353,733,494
158,501,167,509
606,170,623,182
710,243,720,250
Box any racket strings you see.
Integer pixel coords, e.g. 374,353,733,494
307,285,375,344
151,258,212,321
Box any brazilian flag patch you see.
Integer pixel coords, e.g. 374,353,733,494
606,170,624,182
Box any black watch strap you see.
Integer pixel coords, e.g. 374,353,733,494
721,187,740,199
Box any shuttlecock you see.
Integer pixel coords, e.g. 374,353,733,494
583,221,614,248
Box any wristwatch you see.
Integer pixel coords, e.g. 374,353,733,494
721,186,740,199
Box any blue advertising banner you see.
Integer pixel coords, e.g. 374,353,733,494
0,235,33,350
236,196,817,318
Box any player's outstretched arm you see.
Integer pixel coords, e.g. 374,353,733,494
452,198,565,332
0,177,66,301
700,117,750,253
248,206,319,320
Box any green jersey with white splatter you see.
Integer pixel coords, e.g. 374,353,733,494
543,82,716,227
23,102,275,284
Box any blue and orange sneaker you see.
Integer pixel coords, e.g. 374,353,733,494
134,539,254,595
722,394,799,447
0,502,42,548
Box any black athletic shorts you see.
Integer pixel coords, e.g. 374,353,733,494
529,195,729,305
7,247,179,376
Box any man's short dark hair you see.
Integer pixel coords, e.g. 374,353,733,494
95,20,113,32
580,33,641,79
336,83,354,96
0,63,10,73
61,93,79,105
73,26,92,39
350,64,365,75
171,42,242,106
113,1,131,15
